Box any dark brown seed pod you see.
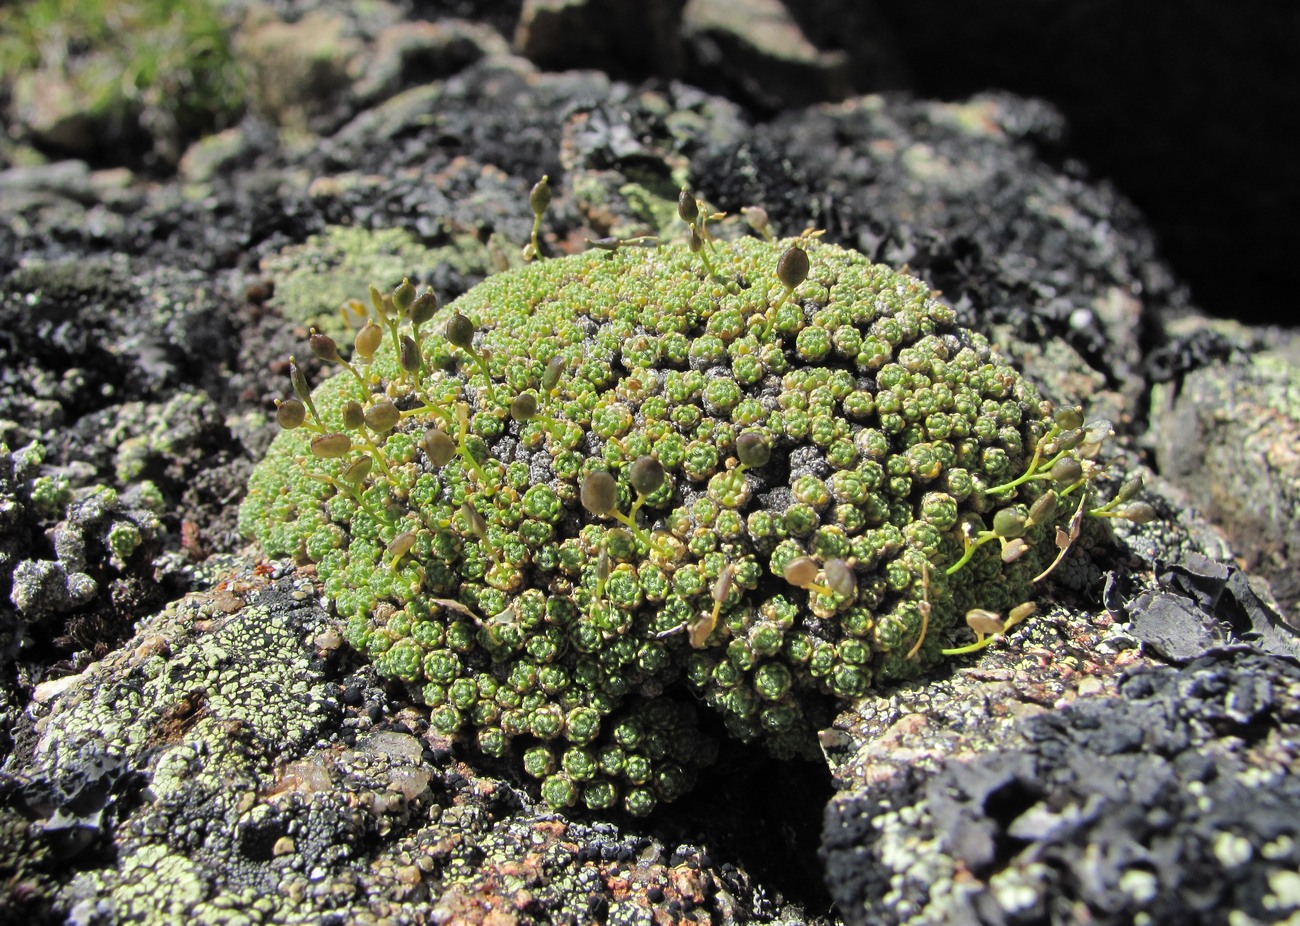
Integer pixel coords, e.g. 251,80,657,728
276,398,306,430
354,320,383,360
678,189,699,224
422,429,456,466
445,313,475,351
311,433,352,459
409,289,438,326
364,401,401,433
393,278,416,313
309,331,342,363
711,564,735,604
628,456,666,497
782,555,819,589
342,401,365,430
529,176,552,216
777,245,810,290
736,431,771,469
399,335,421,373
688,225,704,254
580,470,618,516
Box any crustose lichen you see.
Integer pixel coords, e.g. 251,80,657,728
240,199,1149,815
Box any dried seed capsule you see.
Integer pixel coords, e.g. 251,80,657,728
354,320,383,359
688,224,704,253
311,433,352,458
290,358,312,404
341,455,373,484
1001,538,1029,563
364,401,400,433
422,429,456,466
678,189,699,224
736,431,771,469
309,331,342,363
712,564,736,604
510,393,538,422
1050,456,1083,486
542,356,565,392
782,555,819,589
399,335,421,373
342,401,365,430
461,502,488,539
580,471,618,516
824,558,856,597
445,313,475,350
777,245,809,290
742,206,769,235
410,288,438,326
387,530,417,560
992,508,1027,539
392,278,416,313
965,609,1004,636
628,456,665,497
276,398,306,430
530,175,552,216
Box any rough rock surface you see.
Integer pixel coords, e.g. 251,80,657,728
0,2,1295,924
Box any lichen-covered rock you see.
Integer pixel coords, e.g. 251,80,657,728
241,234,1136,815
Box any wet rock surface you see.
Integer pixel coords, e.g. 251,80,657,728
0,2,1295,923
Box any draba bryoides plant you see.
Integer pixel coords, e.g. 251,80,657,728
240,186,1151,815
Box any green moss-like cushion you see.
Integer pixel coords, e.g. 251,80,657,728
240,236,1074,814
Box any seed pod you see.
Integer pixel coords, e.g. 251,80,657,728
341,455,373,484
782,555,819,589
1116,474,1144,504
1007,601,1037,627
1001,538,1029,563
309,330,342,363
965,609,1004,636
596,543,610,584
369,284,385,316
688,224,704,254
1053,405,1084,431
530,176,552,217
311,433,352,458
422,429,456,466
736,431,771,469
1050,456,1083,486
678,189,699,224
364,401,400,433
742,206,769,235
410,288,438,326
276,398,306,430
542,355,565,392
510,393,538,422
387,530,417,560
1119,501,1157,524
824,558,856,597
777,245,809,290
711,564,736,604
399,335,421,373
1047,427,1084,454
992,508,1027,539
342,401,365,430
1026,492,1058,528
290,358,312,404
354,320,383,359
445,313,475,351
628,456,666,497
580,470,618,516
588,237,621,251
392,278,416,313
461,502,488,539
1079,418,1114,458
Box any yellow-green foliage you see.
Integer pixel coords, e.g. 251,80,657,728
241,236,1117,815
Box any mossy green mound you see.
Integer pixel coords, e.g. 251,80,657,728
240,236,1096,815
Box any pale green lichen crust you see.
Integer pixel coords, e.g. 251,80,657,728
240,236,1097,815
